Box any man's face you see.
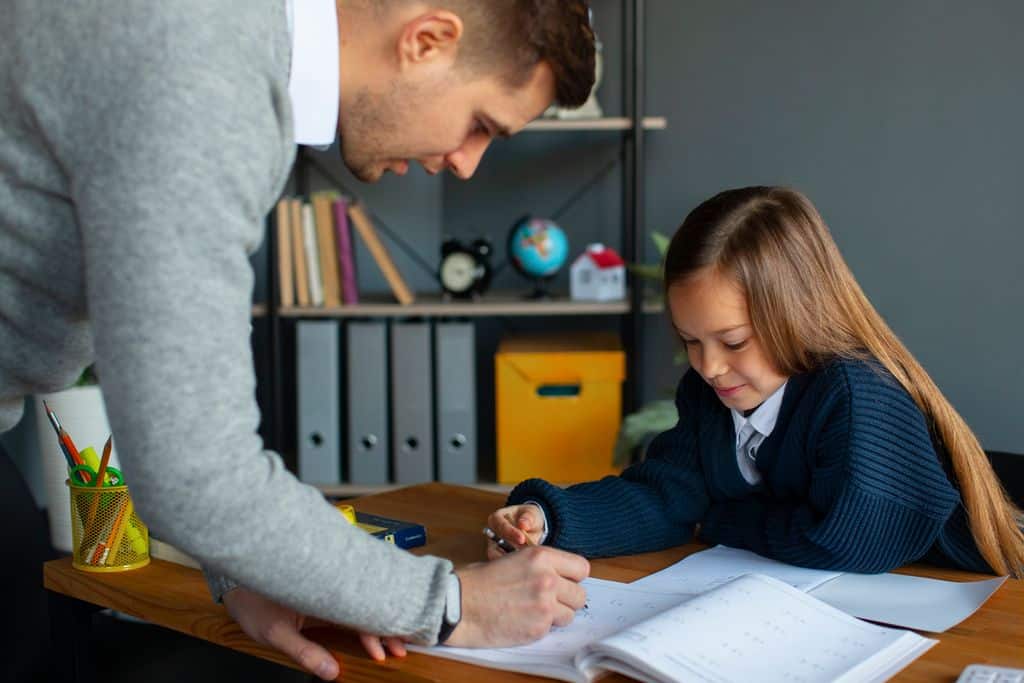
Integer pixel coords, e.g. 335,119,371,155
338,61,556,183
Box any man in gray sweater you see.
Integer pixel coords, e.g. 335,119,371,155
0,0,597,679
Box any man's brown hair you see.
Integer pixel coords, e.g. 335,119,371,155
369,0,596,108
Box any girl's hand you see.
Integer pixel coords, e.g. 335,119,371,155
486,504,545,560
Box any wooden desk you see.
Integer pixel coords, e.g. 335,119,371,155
44,483,1024,682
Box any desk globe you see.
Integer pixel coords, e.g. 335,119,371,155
507,216,569,298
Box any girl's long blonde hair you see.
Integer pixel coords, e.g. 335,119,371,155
664,186,1024,576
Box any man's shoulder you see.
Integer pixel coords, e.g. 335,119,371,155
37,1,287,70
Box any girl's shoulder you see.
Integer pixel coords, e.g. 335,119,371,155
814,355,905,396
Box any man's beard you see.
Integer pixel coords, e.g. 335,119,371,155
337,87,404,183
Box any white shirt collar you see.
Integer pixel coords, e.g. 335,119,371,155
286,0,339,148
731,380,788,441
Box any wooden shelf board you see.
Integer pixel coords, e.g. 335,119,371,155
523,116,667,132
275,292,631,318
258,293,664,319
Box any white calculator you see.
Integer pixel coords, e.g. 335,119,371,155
957,664,1024,683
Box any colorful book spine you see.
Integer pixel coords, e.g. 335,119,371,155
347,202,415,305
312,193,342,307
274,199,294,308
289,198,310,307
333,197,360,305
301,202,324,307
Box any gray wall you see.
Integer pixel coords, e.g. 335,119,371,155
7,1,1021,505
642,0,1024,451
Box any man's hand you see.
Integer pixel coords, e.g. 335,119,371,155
445,546,589,647
486,504,546,559
223,587,407,680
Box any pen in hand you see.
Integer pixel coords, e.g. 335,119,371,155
483,526,587,610
483,526,518,554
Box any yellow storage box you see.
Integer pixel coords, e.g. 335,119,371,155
496,332,625,484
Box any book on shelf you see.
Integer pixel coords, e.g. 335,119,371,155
289,198,311,307
347,202,415,305
311,192,342,307
274,199,294,308
300,202,324,306
414,573,937,683
332,196,359,305
274,194,423,309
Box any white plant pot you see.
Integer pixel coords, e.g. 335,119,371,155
34,386,118,553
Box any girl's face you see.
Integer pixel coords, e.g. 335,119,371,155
667,267,789,412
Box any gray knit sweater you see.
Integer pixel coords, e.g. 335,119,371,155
0,0,450,642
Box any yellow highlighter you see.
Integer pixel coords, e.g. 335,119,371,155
335,503,357,525
80,446,116,485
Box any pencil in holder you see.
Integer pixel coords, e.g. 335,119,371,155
67,480,150,572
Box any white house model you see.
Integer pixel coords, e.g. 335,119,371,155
570,243,626,302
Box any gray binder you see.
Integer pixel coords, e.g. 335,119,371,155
435,321,477,483
391,321,434,484
296,320,341,484
346,321,389,484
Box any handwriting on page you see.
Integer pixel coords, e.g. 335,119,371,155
522,581,692,657
597,574,915,683
432,577,693,669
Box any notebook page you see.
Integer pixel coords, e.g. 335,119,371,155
407,577,693,682
579,573,936,683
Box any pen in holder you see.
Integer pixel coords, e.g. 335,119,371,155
67,479,150,572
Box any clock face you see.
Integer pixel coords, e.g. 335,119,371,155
440,252,478,293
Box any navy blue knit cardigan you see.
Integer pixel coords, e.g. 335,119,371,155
509,358,993,574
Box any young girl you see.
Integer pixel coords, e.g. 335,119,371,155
487,186,1024,577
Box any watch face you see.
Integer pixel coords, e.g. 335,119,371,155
440,252,477,293
446,573,462,623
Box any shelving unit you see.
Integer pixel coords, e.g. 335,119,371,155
261,0,658,490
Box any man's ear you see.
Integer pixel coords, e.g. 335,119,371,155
397,10,463,69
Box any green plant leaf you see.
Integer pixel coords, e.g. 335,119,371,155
612,399,678,467
628,263,663,281
74,365,98,387
651,231,671,257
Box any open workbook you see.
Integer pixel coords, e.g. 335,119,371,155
413,573,937,683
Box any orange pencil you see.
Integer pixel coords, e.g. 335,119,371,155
43,401,90,482
91,493,129,565
103,499,134,565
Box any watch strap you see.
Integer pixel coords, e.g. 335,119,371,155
437,573,461,644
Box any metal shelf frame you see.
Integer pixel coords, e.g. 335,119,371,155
264,1,653,468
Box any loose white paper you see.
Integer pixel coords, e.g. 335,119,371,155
808,571,1007,632
631,545,1006,633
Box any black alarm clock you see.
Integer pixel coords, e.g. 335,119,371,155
438,238,493,299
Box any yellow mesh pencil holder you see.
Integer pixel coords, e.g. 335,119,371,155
67,477,150,572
